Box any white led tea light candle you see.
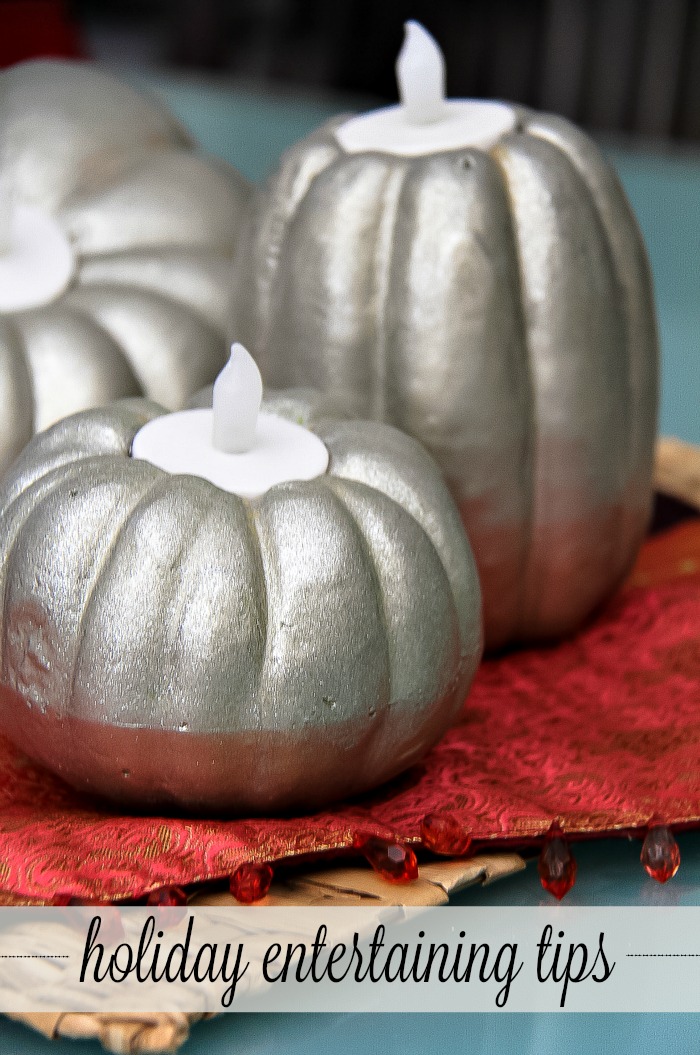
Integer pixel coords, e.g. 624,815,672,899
336,20,516,155
0,176,76,313
131,343,329,498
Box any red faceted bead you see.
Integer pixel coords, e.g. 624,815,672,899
538,824,577,901
420,813,473,857
355,834,419,884
641,826,680,884
147,886,188,907
146,886,188,927
229,862,273,904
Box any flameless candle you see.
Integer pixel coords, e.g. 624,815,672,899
0,179,75,313
335,21,516,155
131,343,329,497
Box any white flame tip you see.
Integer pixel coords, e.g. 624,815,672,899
404,20,427,39
396,20,447,126
212,342,262,454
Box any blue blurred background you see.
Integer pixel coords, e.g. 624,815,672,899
2,0,698,443
9,0,699,144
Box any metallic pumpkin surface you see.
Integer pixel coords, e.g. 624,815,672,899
0,60,250,476
231,111,659,649
0,393,482,813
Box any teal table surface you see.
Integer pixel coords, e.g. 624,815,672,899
5,77,700,1053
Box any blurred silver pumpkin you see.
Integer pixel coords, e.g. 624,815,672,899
0,60,250,476
232,110,658,650
0,392,481,813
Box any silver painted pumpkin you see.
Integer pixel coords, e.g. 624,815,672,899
0,392,481,813
232,111,659,650
0,60,250,476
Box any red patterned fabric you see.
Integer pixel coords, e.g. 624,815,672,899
1,522,700,903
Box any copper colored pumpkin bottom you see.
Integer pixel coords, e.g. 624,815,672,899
463,497,648,650
0,681,466,814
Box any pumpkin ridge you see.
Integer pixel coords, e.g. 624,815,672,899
0,452,132,551
523,113,657,577
366,148,531,649
0,457,158,684
0,317,34,472
269,154,398,404
548,144,633,591
1,63,188,212
64,284,225,411
74,274,227,342
242,501,271,732
489,141,538,641
13,302,141,433
494,131,630,637
320,418,479,656
0,403,163,520
328,472,468,700
371,163,408,421
251,478,391,735
0,462,78,668
138,479,238,717
58,149,248,257
322,474,468,771
66,465,169,712
77,248,235,338
237,131,341,375
321,476,394,702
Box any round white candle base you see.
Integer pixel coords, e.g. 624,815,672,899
335,99,517,156
131,409,329,498
0,204,75,313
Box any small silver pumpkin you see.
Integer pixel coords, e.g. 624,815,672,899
0,392,481,813
0,60,250,476
232,110,658,650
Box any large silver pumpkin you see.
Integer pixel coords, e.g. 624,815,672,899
0,60,250,476
232,112,658,650
0,393,481,813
